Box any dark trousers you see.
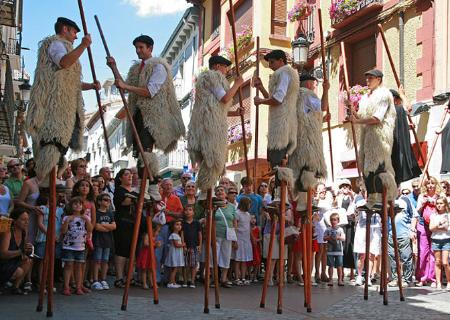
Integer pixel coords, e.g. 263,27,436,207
388,236,413,283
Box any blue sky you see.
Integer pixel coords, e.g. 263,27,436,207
22,0,189,111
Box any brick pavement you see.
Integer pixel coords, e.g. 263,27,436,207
0,282,449,319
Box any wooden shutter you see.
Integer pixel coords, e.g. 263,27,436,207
212,0,221,32
271,0,287,36
350,37,376,86
228,82,251,128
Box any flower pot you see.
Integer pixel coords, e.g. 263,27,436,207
331,0,383,29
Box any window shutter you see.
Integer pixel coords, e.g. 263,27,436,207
228,82,251,129
271,0,287,36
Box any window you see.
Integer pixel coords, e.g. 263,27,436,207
271,0,287,36
212,0,221,36
225,0,253,46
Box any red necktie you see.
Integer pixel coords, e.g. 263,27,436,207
139,60,145,73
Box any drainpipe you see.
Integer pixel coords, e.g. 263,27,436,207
399,0,405,85
192,2,205,68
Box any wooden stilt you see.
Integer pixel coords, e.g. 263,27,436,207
305,188,313,313
364,210,372,300
145,210,159,304
211,213,220,309
277,179,287,314
46,167,57,317
121,170,148,310
203,189,213,314
260,213,276,308
381,188,389,305
301,215,307,308
389,202,405,302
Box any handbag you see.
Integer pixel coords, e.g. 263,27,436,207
218,208,237,241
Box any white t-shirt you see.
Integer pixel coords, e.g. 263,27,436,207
48,40,67,67
430,213,450,240
272,70,290,103
62,216,87,251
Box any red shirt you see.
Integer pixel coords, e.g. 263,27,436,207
161,193,183,223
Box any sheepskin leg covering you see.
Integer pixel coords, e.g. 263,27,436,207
139,152,160,177
276,166,294,187
295,169,318,193
35,144,61,181
196,162,223,192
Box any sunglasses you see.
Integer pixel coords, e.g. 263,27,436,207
101,198,111,202
261,184,268,187
8,163,21,168
78,165,87,168
182,177,191,180
228,191,237,194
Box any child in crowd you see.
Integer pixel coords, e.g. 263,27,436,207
35,193,64,289
314,183,332,283
61,197,93,295
248,214,261,282
324,212,345,286
137,224,161,289
91,193,116,290
429,196,450,290
165,219,185,288
233,197,253,285
182,205,202,288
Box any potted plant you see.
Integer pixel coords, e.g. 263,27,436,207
288,1,314,22
340,84,369,112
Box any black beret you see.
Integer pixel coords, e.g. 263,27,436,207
209,55,232,69
56,17,80,32
264,49,286,61
364,69,383,78
300,72,317,82
133,35,154,46
390,89,400,99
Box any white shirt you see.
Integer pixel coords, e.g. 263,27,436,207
211,86,226,101
303,94,322,113
142,58,167,97
272,70,290,103
48,40,67,67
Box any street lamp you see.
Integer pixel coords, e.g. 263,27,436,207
291,33,310,66
18,79,31,111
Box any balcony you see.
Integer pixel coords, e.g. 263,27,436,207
330,0,383,29
0,0,18,27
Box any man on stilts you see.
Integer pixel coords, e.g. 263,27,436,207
107,35,185,201
26,17,100,181
289,72,329,311
348,69,397,207
188,55,243,196
389,87,421,185
252,50,299,197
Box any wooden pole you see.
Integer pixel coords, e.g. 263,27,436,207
381,188,389,305
377,24,427,173
389,202,405,301
121,171,147,310
36,167,56,316
259,213,276,308
94,15,154,181
340,42,362,179
77,0,112,163
305,188,313,313
145,212,159,304
211,212,220,309
301,214,307,308
363,210,372,300
253,36,260,181
318,8,334,182
277,178,287,314
227,0,250,175
203,189,213,313
420,109,448,186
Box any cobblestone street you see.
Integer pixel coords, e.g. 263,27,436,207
1,282,449,319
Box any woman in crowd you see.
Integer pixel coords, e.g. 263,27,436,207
66,158,88,190
180,181,202,220
113,169,135,288
441,180,450,202
415,176,442,286
16,176,41,244
257,182,272,206
213,185,237,288
0,207,33,294
0,164,8,183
